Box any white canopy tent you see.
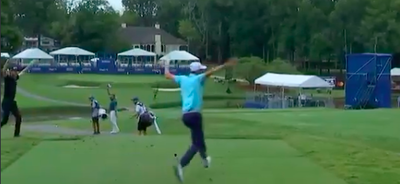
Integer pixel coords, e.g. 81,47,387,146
255,73,334,88
117,48,157,66
50,47,95,56
391,68,400,76
253,73,334,108
118,48,156,56
50,47,94,66
1,53,10,58
12,48,53,59
11,48,53,67
159,50,199,61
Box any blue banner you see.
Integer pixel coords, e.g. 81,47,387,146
23,59,190,75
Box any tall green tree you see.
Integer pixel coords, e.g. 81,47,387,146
1,0,23,52
122,0,159,26
65,0,127,53
12,0,66,47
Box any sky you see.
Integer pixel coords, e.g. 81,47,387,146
107,0,123,11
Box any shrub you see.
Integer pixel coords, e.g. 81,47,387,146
63,80,101,87
150,81,178,88
149,95,244,109
149,101,181,109
234,57,268,84
234,57,301,84
150,100,244,109
265,58,300,74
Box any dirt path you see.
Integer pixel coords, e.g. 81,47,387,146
23,124,133,136
23,124,92,135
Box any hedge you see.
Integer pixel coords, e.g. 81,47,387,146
150,81,178,88
62,80,153,88
150,99,244,109
20,106,89,116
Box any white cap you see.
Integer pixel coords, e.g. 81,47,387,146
189,62,207,72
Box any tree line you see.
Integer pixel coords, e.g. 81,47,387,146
1,0,400,69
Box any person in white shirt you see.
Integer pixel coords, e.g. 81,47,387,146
132,97,153,135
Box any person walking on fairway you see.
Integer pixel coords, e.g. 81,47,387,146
89,96,101,134
106,84,119,134
132,97,152,135
1,67,23,137
164,58,237,182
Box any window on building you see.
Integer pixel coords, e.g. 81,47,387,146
161,45,165,52
179,45,188,51
134,45,140,48
151,45,155,52
146,45,151,51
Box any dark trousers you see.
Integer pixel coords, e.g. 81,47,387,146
1,99,22,137
180,112,207,167
137,113,152,131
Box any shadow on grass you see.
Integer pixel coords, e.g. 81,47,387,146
43,137,84,141
14,106,89,123
208,134,282,140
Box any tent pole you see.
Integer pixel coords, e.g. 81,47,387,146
299,88,302,107
282,87,284,108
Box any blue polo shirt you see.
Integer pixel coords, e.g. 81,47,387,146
174,73,206,112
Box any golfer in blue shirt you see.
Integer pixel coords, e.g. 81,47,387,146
164,58,237,182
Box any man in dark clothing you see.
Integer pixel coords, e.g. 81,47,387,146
1,68,22,137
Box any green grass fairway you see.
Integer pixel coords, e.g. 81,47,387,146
3,73,399,184
43,108,400,184
18,74,243,107
60,74,167,83
1,127,82,171
1,135,345,184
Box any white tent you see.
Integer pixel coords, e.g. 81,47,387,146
159,50,199,61
118,48,156,56
12,48,53,59
1,53,10,58
254,73,333,88
50,47,95,56
391,68,400,76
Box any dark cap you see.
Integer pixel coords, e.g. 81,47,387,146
9,66,18,71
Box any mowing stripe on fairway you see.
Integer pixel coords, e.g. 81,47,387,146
2,135,346,184
17,87,87,106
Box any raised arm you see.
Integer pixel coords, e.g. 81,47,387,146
18,60,38,76
164,62,175,80
204,57,238,77
18,65,31,76
107,84,112,96
2,60,10,72
1,70,7,78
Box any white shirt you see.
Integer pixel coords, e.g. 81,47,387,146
135,103,147,115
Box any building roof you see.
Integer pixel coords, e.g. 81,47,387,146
119,26,187,45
